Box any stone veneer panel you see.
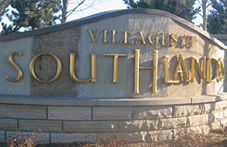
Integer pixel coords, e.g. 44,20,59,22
19,120,62,132
48,106,91,120
173,105,202,117
148,130,173,142
63,121,118,132
159,117,187,129
0,104,46,119
31,27,81,97
97,131,148,143
0,131,5,142
51,133,96,143
0,119,17,130
93,107,132,120
119,120,158,132
133,106,172,119
187,114,210,127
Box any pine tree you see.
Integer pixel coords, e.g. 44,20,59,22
1,0,61,34
123,0,199,22
207,0,227,34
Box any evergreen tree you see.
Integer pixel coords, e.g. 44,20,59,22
1,0,61,34
207,0,227,34
0,0,102,35
123,0,199,22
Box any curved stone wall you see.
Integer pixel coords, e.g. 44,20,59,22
0,94,226,143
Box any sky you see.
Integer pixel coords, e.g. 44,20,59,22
0,0,204,31
66,0,203,26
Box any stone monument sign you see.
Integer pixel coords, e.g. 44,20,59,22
0,9,226,143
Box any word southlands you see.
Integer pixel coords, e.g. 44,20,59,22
6,30,224,95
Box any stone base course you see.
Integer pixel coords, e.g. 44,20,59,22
0,93,227,143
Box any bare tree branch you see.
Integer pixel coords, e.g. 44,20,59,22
66,0,86,17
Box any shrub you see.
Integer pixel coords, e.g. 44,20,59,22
6,129,41,147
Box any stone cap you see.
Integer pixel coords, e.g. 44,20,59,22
0,93,226,106
0,9,226,49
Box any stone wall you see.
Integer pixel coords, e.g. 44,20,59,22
0,93,226,143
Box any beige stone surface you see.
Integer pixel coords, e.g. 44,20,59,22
97,131,148,143
63,121,118,132
133,106,172,119
93,107,132,120
51,133,96,143
48,106,91,120
119,120,158,131
0,119,17,130
6,131,49,144
168,19,224,97
213,110,227,121
0,131,5,142
173,105,202,117
187,114,209,127
0,104,46,119
19,120,62,132
148,130,172,142
159,117,187,129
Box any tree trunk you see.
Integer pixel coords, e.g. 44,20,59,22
61,0,68,23
202,0,207,31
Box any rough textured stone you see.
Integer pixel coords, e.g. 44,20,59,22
202,125,211,134
97,131,148,143
93,107,132,120
203,100,227,114
213,110,227,122
0,119,17,130
19,120,62,132
7,131,49,144
48,106,91,120
174,105,202,117
63,121,118,132
119,120,158,131
31,28,80,96
134,106,172,119
159,117,187,129
0,104,46,119
0,131,5,142
51,133,96,143
211,121,222,130
187,114,209,127
148,130,172,142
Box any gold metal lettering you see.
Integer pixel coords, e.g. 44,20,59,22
103,30,108,44
206,58,211,82
147,32,159,45
218,58,225,81
169,33,178,46
173,54,189,82
6,52,23,82
206,58,219,82
103,54,128,83
70,53,96,83
191,57,206,83
135,32,146,45
180,36,187,47
112,30,121,44
29,53,62,83
88,30,100,43
161,33,169,46
163,56,179,84
123,31,134,45
189,35,196,47
134,49,158,94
